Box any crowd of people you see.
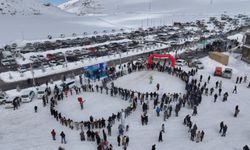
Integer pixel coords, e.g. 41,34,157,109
31,59,249,150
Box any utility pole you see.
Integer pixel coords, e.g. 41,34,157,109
64,54,68,68
30,64,35,87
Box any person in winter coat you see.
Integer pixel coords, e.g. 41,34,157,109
34,106,38,113
240,77,243,84
152,144,156,150
161,124,165,133
58,147,65,150
196,131,201,143
192,106,197,116
156,83,160,91
207,76,211,83
125,136,129,146
107,123,112,136
234,105,240,117
80,130,85,141
200,130,205,142
156,106,161,117
158,131,163,142
190,128,196,141
243,145,250,150
222,125,227,137
223,92,229,102
243,76,247,83
219,121,224,133
51,129,56,140
218,88,222,96
60,131,66,144
164,110,168,121
117,135,121,146
102,129,107,141
200,75,203,82
232,85,237,94
214,94,218,102
126,125,129,132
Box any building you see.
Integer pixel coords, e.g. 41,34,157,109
209,52,229,65
242,32,250,63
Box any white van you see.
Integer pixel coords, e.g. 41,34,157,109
21,90,35,103
176,59,187,66
37,87,47,99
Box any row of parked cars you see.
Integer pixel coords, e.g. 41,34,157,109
17,40,143,72
175,59,205,69
20,34,127,54
0,79,78,108
214,67,233,79
0,87,47,108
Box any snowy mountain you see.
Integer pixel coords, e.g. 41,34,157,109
58,0,103,15
0,0,65,15
59,0,250,15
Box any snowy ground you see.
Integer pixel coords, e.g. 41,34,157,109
1,53,250,150
113,71,185,93
56,92,129,121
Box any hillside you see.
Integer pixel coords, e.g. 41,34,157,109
59,0,250,15
0,0,65,16
1,0,250,46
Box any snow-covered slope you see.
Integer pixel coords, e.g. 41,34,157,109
59,0,250,15
0,0,66,16
1,0,250,46
58,0,103,15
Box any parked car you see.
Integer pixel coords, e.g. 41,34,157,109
65,50,74,56
222,68,233,79
37,55,45,60
20,90,35,103
37,87,47,99
214,67,222,76
190,59,204,69
55,52,64,57
46,53,56,61
1,58,16,66
0,93,8,105
175,59,187,66
29,55,39,62
66,56,78,62
18,65,29,73
41,62,50,68
73,49,81,55
49,60,58,66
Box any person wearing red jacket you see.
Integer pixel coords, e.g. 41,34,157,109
51,129,56,140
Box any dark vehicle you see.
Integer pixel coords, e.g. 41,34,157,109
66,56,78,62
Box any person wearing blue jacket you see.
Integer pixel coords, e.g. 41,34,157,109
156,106,161,117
